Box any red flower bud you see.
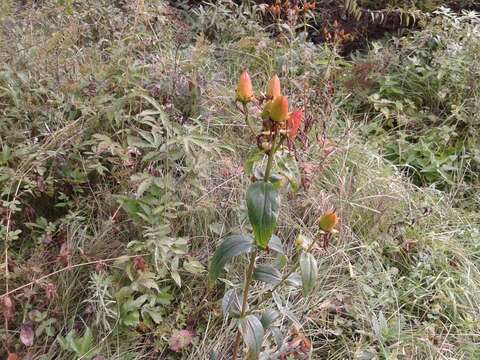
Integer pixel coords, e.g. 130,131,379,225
287,110,303,140
236,70,254,103
270,96,289,122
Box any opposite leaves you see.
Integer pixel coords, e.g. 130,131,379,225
209,235,255,283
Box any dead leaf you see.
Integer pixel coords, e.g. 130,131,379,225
132,256,146,272
2,295,14,322
20,322,34,347
7,354,19,360
319,298,345,315
280,326,312,359
169,329,195,352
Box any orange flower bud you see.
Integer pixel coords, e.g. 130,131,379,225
270,96,289,122
319,211,338,233
236,70,254,103
266,75,281,99
287,109,303,140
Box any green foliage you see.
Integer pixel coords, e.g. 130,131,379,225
299,252,318,296
246,181,280,250
346,9,480,195
209,234,255,282
2,0,480,358
254,265,282,285
57,327,99,359
239,315,265,360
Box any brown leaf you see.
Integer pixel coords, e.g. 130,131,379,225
281,326,312,359
7,354,19,360
2,295,14,322
168,329,195,352
20,322,34,347
132,256,146,272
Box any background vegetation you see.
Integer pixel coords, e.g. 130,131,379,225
1,0,479,359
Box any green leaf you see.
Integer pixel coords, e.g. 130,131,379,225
244,149,264,176
209,235,255,283
286,272,302,287
271,327,284,349
300,252,318,296
122,309,140,327
260,309,280,329
222,288,242,318
277,153,300,192
246,181,279,250
268,235,284,254
183,259,205,274
239,315,265,359
78,327,93,355
254,265,282,285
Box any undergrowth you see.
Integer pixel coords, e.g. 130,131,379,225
0,1,479,359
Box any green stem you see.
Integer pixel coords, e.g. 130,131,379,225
263,130,278,181
231,249,258,359
231,127,281,357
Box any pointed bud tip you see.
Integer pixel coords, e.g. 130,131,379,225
266,74,281,99
236,70,254,103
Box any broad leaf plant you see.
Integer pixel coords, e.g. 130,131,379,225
209,71,339,359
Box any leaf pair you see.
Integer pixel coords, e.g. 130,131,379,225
209,234,284,283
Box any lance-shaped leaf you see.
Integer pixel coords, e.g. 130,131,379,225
300,252,318,296
239,315,265,359
277,153,300,193
268,235,284,254
254,265,282,285
222,288,242,318
209,235,254,283
260,309,280,329
246,181,279,250
285,272,302,287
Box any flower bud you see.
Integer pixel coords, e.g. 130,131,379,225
319,211,338,233
287,110,303,140
295,233,312,250
270,96,289,122
236,71,254,103
261,101,273,120
266,75,281,99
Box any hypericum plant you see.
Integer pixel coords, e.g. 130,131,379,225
209,71,339,358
